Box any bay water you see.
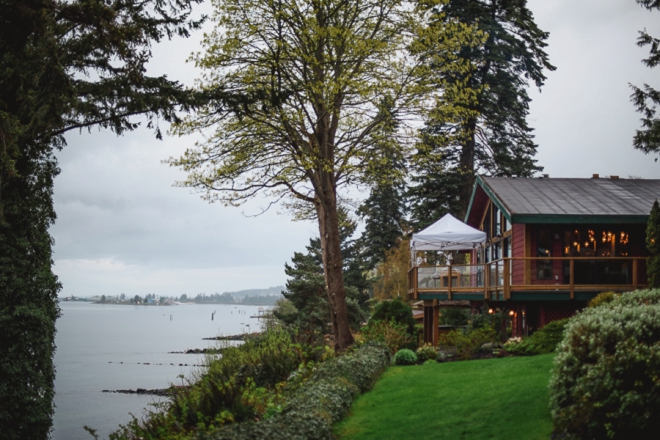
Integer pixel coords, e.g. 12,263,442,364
53,301,265,440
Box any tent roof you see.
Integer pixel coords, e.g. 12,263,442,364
411,214,486,251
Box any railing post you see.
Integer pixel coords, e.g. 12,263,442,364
414,267,418,300
633,259,638,290
447,263,452,300
504,259,510,300
569,259,574,300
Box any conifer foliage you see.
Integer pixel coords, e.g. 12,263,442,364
1,1,205,438
410,0,555,224
277,217,370,343
647,199,660,288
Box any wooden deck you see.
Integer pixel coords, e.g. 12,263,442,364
408,257,648,302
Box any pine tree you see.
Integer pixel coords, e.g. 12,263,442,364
647,199,660,288
410,0,555,222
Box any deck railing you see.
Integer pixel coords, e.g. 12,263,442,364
408,257,648,300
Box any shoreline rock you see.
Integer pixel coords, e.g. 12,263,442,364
202,332,260,341
102,386,185,397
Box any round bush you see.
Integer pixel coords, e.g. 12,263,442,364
550,294,660,439
370,299,416,336
416,344,437,362
393,349,418,365
423,359,437,365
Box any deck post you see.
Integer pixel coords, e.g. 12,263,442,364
413,267,418,300
432,300,439,347
569,259,575,300
447,263,452,300
503,259,510,300
633,259,638,290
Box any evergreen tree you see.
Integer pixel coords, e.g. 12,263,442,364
357,99,408,269
647,199,660,288
410,0,555,224
631,0,660,158
0,2,212,437
277,214,370,343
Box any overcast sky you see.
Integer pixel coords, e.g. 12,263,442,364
51,0,660,298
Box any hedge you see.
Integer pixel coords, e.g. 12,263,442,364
202,343,391,440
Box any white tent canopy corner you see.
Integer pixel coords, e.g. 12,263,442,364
410,214,486,256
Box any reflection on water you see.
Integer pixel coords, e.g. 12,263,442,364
53,302,264,440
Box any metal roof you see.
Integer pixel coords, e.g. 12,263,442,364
477,176,660,224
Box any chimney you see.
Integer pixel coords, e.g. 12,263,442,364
610,175,619,180
592,173,599,179
542,174,549,178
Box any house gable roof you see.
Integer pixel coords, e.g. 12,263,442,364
467,176,660,224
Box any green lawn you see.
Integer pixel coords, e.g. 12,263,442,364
335,354,554,440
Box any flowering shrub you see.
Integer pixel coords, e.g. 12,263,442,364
416,344,437,362
504,319,569,356
550,290,660,439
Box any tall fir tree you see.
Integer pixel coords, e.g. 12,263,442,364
410,0,555,226
647,199,660,288
357,98,408,270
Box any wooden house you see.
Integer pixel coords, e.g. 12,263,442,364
409,175,660,345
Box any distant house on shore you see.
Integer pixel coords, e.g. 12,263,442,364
410,175,660,345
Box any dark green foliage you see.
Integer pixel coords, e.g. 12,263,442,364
410,0,554,222
550,290,660,439
630,1,660,157
202,343,390,440
648,200,660,287
112,330,330,439
438,325,499,360
394,349,418,365
369,298,415,336
439,307,470,326
504,319,569,355
0,1,215,436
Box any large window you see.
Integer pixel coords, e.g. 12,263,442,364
537,227,553,280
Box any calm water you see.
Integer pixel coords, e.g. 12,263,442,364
53,302,265,440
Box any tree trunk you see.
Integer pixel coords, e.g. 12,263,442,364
315,188,354,352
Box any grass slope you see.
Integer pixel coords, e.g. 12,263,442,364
335,354,554,440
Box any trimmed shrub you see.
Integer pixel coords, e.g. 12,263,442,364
394,349,417,365
206,343,391,440
550,295,660,439
370,298,416,335
416,344,437,362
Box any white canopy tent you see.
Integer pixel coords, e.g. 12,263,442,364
410,214,486,265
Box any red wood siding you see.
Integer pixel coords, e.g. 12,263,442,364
512,224,525,285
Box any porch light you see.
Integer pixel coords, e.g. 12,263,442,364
508,310,515,316
488,308,494,314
